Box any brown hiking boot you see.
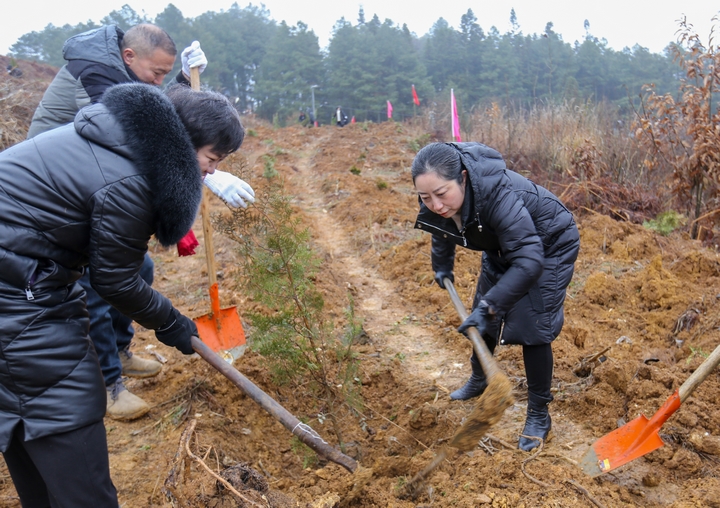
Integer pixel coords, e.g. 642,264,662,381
120,349,162,378
106,378,150,421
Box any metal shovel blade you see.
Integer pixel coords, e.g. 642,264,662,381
579,391,679,477
580,342,720,477
194,283,246,364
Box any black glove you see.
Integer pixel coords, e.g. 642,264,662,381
434,271,454,289
457,300,494,337
155,308,197,355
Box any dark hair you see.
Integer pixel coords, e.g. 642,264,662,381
166,85,245,156
122,24,177,57
411,143,463,185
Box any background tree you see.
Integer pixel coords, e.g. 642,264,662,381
100,4,147,31
7,2,688,122
633,20,720,239
254,21,324,124
10,22,99,67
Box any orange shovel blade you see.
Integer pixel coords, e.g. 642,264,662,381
194,283,246,363
195,307,245,348
580,390,681,477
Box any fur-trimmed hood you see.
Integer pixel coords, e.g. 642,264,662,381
75,83,202,245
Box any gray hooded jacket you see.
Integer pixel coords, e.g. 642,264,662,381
27,25,186,138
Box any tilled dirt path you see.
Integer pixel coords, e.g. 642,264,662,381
287,131,469,396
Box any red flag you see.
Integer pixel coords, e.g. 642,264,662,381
451,88,461,142
387,100,393,119
412,84,420,106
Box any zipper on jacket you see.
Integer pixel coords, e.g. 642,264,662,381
457,213,482,247
458,226,468,247
416,219,467,246
25,272,37,301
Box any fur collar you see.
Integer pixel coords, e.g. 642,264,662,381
101,83,201,246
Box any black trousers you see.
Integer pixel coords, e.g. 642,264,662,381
472,342,553,398
3,421,118,508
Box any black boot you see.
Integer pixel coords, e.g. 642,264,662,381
518,392,553,451
450,355,488,400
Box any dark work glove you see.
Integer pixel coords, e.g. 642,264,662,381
457,300,494,337
434,271,454,289
155,308,197,355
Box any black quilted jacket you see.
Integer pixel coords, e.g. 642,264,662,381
414,142,579,315
0,83,201,449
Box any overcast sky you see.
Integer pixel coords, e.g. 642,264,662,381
1,1,717,56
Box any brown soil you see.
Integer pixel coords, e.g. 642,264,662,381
1,60,720,508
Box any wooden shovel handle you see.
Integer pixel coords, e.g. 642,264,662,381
679,343,720,402
191,336,358,473
190,67,218,288
444,279,501,380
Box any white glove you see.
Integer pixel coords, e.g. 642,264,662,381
204,170,255,209
181,41,208,76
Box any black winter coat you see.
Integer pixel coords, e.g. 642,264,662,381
0,83,201,450
414,142,580,346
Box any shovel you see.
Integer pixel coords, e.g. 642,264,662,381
580,343,720,477
190,67,246,363
404,279,514,497
191,337,358,473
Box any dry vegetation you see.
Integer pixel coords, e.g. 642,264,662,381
0,52,719,508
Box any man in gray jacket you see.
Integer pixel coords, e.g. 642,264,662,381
26,23,255,421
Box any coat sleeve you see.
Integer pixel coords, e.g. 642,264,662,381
431,235,456,274
481,176,545,313
87,176,175,330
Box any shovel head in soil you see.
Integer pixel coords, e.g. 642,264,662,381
194,282,246,364
580,343,720,477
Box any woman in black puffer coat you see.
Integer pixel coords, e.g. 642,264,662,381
0,82,244,507
412,142,580,452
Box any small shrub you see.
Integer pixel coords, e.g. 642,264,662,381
214,183,364,447
262,155,278,178
376,179,388,190
349,165,361,175
246,128,257,137
643,211,686,236
407,133,432,153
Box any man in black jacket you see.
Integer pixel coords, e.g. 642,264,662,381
26,23,254,420
0,82,245,507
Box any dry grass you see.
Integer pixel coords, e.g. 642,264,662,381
0,55,56,150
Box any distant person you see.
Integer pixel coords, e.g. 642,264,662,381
0,82,246,508
335,106,348,127
26,23,255,421
308,108,316,127
6,57,21,77
411,142,580,452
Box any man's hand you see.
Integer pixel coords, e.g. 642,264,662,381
182,41,208,77
457,300,494,337
204,170,255,208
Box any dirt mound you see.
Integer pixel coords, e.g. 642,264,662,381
0,81,719,506
0,56,56,149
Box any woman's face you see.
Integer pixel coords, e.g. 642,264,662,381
414,170,466,218
196,145,226,179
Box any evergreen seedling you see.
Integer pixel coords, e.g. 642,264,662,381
215,182,363,447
